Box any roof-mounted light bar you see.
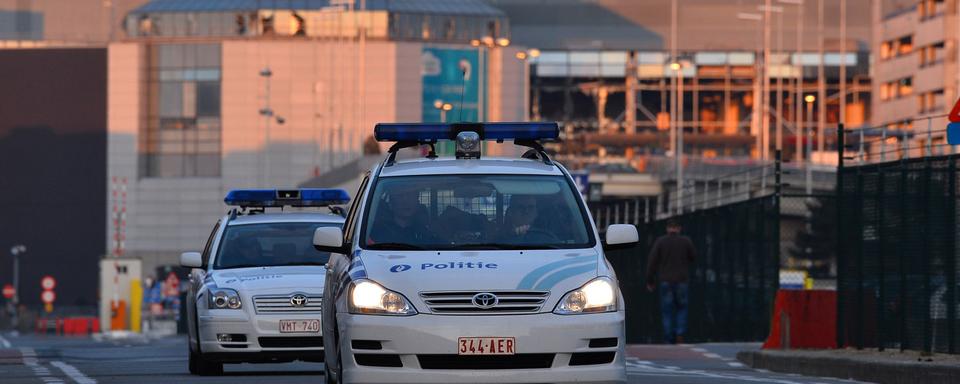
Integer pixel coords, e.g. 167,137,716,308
224,188,350,208
374,122,559,142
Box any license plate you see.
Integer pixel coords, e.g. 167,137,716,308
279,319,320,333
458,337,515,355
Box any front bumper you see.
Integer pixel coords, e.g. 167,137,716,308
338,311,626,384
198,309,323,362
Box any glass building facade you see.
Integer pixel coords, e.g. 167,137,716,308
141,43,222,178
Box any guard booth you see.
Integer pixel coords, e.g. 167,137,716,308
98,258,142,332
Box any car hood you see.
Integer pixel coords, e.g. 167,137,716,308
354,249,601,296
208,266,326,292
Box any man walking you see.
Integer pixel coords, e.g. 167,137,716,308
646,220,696,344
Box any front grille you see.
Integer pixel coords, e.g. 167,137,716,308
253,294,322,314
417,354,555,369
258,336,323,348
419,291,549,314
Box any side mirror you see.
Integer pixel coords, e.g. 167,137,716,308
180,252,203,268
314,226,346,254
604,224,639,251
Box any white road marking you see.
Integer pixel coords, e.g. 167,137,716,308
703,352,723,359
0,333,11,348
51,361,96,384
690,347,707,352
728,362,746,367
19,348,65,384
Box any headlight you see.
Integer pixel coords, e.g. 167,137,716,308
348,280,416,316
554,277,618,315
207,287,242,310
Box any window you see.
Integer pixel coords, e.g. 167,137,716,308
213,223,339,269
360,175,595,250
881,77,914,101
880,35,913,60
142,43,222,178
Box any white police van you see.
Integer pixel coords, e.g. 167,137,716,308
180,188,349,375
313,123,638,383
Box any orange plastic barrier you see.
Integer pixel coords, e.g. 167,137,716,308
763,289,837,349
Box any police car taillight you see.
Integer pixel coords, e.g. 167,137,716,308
224,188,350,208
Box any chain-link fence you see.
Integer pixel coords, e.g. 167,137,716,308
837,150,960,353
606,192,780,343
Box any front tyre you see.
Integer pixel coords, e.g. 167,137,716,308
188,346,199,374
324,324,342,384
196,353,223,376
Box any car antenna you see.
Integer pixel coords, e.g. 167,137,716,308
458,67,466,122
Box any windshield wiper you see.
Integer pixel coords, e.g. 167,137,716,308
271,261,328,267
217,264,265,270
448,243,563,250
368,242,425,250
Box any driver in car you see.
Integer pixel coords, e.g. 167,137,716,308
368,187,433,245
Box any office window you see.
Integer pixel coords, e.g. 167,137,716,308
142,43,222,178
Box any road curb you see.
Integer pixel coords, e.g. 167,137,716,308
736,350,960,384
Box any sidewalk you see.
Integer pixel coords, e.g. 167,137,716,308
737,348,960,384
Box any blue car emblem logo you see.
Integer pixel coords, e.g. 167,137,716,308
390,264,412,273
472,292,499,309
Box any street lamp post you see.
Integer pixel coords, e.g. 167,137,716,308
10,245,25,327
433,100,453,122
670,60,691,214
805,94,815,195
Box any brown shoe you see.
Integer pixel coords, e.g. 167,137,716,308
676,335,684,344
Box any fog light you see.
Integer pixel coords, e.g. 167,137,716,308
216,333,247,342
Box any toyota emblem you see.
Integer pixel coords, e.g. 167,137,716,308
471,292,499,309
290,294,308,307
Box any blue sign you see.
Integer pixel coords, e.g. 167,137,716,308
948,122,960,145
570,171,589,199
422,48,481,123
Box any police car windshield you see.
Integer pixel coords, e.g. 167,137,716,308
214,222,337,269
361,175,595,250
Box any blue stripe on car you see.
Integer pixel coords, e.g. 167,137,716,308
516,256,594,290
532,262,598,291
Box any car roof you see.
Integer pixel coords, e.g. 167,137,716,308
377,157,565,177
226,212,345,226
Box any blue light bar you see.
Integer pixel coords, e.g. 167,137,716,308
374,122,559,142
224,188,350,208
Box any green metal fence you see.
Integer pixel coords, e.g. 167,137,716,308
607,193,780,343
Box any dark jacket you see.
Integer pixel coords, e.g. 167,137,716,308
645,234,696,284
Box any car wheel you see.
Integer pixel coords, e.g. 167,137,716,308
196,355,224,376
188,345,199,375
325,324,342,384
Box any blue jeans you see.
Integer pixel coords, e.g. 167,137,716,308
659,282,689,343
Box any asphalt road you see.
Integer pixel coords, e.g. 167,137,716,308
0,332,870,383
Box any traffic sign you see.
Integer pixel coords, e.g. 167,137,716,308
948,98,960,145
41,275,56,290
41,290,56,304
949,97,960,123
2,284,14,299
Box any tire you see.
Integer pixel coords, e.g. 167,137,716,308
188,346,199,375
324,324,342,384
196,355,223,376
